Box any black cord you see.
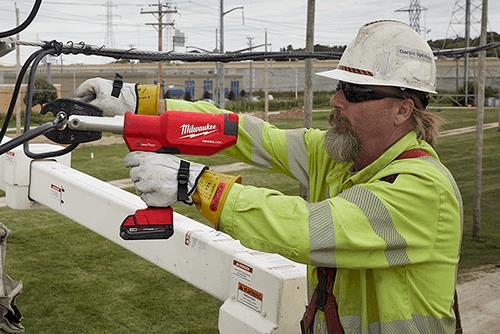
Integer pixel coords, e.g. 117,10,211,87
0,0,42,38
0,121,61,155
22,48,80,159
0,49,46,143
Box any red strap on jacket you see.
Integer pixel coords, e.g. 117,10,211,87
300,268,343,334
395,149,430,160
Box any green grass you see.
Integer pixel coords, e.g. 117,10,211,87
2,208,220,333
434,107,499,130
437,129,500,268
1,107,499,332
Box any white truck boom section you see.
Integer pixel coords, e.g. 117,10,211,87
0,142,307,334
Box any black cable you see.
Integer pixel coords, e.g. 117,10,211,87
0,0,43,38
0,49,46,143
30,41,343,62
21,47,79,159
27,40,500,63
434,42,500,58
0,121,61,155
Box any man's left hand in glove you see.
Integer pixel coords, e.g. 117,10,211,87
75,77,161,117
124,152,241,228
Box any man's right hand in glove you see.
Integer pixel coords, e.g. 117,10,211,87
124,152,241,229
75,77,161,117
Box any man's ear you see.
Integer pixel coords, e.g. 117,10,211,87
394,98,414,125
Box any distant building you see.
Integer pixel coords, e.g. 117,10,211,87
0,59,499,104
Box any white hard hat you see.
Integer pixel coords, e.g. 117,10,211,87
316,20,437,94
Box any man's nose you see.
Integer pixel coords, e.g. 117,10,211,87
330,91,344,108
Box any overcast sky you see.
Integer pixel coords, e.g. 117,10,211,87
1,0,499,65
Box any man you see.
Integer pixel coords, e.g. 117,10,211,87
76,20,462,334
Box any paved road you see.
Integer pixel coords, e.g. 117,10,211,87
458,266,500,333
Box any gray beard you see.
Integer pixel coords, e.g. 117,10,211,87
324,126,361,163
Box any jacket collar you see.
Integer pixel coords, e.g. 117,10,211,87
344,131,437,187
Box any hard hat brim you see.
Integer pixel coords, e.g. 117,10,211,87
315,69,437,95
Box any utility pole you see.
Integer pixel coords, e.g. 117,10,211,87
464,0,471,105
301,0,315,200
264,29,269,121
141,1,177,93
247,36,254,98
472,0,488,240
46,59,52,84
304,0,315,129
15,3,21,135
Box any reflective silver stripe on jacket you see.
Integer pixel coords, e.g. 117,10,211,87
338,185,411,266
285,128,309,188
307,200,337,267
341,314,455,334
242,115,273,168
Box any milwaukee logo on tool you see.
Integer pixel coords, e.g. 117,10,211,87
179,124,217,139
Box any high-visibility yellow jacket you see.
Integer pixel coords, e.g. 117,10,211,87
166,99,463,334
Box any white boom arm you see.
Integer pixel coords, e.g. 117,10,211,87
0,142,307,334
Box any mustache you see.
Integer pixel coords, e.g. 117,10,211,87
329,108,353,131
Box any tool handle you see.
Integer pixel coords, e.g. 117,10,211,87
123,111,238,155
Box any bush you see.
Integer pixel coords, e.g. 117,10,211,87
25,78,57,108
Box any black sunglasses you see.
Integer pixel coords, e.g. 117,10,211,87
336,81,404,103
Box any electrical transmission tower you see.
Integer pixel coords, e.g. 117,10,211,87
141,1,178,92
443,0,482,106
105,0,115,48
395,1,428,35
443,0,482,47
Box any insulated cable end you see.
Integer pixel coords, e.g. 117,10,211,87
0,37,16,58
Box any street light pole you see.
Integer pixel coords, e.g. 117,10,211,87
217,0,225,108
216,1,244,108
464,0,471,106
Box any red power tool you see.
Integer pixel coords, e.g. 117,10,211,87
63,107,238,240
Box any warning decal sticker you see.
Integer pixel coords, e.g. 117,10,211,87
233,260,253,283
237,282,263,313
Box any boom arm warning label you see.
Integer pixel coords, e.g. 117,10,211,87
237,282,263,313
233,260,253,283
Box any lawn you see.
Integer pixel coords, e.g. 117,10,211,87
1,107,499,332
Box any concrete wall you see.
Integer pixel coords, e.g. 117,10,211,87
0,84,61,114
0,58,499,102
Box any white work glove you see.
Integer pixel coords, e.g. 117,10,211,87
123,152,207,207
75,77,137,117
